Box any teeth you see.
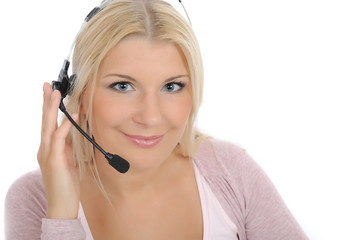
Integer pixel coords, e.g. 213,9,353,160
135,139,148,144
123,132,163,148
131,136,162,146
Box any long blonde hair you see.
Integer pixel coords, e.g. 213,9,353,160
64,0,205,176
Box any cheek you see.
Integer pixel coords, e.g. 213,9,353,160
163,94,193,128
91,92,132,130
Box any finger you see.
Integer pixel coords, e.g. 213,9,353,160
43,90,62,142
42,83,52,121
50,113,78,158
41,83,53,134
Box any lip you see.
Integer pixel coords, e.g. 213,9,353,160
123,133,164,148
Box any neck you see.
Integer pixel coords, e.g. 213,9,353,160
82,146,187,201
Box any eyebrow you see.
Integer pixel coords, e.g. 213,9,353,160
103,74,189,83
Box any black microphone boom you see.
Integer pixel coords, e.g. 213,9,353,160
59,100,130,174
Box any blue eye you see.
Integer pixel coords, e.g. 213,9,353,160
110,82,134,92
162,82,185,93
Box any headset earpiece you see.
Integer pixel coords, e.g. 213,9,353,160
52,60,75,98
69,74,77,93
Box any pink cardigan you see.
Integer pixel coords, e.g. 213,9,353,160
5,139,308,239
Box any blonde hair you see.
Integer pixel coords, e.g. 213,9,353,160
64,0,206,176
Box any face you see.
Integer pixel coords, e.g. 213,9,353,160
81,37,192,172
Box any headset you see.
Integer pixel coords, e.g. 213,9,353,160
51,0,191,174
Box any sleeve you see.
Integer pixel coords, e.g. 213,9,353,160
4,169,86,240
212,140,308,239
41,219,86,239
239,151,307,239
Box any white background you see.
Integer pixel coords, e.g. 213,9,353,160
1,0,360,239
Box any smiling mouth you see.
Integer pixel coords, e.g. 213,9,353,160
122,133,164,148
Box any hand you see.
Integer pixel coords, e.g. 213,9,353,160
37,82,80,219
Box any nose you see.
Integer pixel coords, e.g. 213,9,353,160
132,93,162,127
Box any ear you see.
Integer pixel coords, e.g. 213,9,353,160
79,88,90,115
80,103,86,114
79,95,88,115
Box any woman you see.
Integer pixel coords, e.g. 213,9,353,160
5,0,308,239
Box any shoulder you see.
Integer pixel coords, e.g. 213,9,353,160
193,138,257,178
5,169,47,238
6,169,46,204
194,139,308,239
194,138,278,196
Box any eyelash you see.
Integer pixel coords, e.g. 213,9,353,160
109,81,134,92
163,81,186,93
109,81,186,93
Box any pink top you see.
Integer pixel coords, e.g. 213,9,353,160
5,139,308,239
193,162,238,239
77,162,238,239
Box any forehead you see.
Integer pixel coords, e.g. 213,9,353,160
98,37,189,80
